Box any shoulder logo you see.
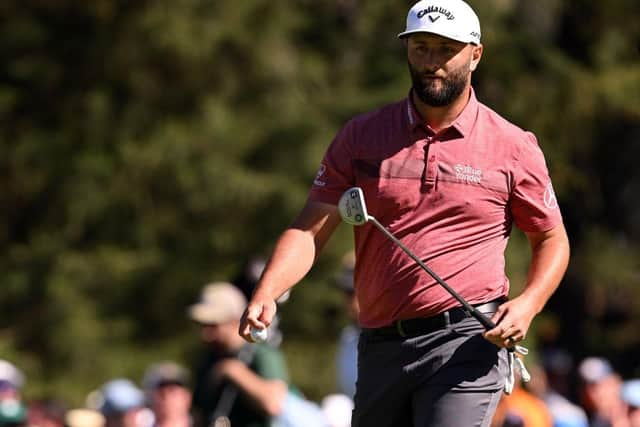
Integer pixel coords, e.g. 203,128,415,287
544,182,558,209
314,163,327,187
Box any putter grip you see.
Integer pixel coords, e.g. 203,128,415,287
471,307,521,353
469,307,496,330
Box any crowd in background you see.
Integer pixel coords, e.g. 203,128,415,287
0,256,639,427
1,354,639,427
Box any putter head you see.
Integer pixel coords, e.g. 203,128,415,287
338,187,370,226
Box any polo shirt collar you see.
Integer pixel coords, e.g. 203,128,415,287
452,87,479,136
406,87,479,137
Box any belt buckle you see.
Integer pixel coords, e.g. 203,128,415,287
395,320,407,337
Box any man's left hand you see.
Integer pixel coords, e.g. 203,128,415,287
483,296,537,348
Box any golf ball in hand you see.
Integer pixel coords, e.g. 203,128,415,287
250,327,268,343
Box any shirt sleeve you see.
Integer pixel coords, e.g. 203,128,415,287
308,121,356,205
252,345,289,383
510,132,563,232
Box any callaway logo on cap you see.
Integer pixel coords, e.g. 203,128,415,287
398,0,481,45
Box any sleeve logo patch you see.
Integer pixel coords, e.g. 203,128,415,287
313,163,327,187
544,182,558,209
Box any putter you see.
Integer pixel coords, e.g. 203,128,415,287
338,187,530,392
338,188,530,347
339,187,500,330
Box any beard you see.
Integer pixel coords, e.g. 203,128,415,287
408,61,469,107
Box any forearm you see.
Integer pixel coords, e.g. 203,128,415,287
240,200,341,339
485,224,570,346
253,227,318,302
521,224,570,313
252,200,340,301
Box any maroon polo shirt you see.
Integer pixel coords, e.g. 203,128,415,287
309,89,563,328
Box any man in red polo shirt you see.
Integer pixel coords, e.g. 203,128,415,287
239,0,570,425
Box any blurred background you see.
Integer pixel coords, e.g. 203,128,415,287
1,0,639,406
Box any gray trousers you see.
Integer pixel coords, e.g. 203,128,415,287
352,315,507,427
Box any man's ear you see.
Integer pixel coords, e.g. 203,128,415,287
469,43,483,72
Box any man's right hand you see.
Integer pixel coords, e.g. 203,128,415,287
239,296,277,342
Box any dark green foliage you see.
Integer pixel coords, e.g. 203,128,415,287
1,0,639,402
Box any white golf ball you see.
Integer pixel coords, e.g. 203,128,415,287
250,327,268,343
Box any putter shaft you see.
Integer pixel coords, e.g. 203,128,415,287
367,215,497,331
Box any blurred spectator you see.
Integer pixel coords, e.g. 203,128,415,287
334,252,359,400
188,281,327,427
534,350,589,427
622,380,640,427
543,391,589,427
188,281,289,427
26,398,66,427
321,394,353,427
577,357,628,427
542,348,577,400
0,361,24,401
93,378,152,427
0,399,26,427
0,360,26,427
491,371,553,427
142,361,192,427
65,408,106,427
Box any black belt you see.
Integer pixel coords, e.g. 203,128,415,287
363,298,506,338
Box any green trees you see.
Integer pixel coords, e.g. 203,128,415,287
1,0,639,402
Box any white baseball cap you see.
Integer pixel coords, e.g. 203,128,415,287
398,0,481,45
188,281,247,325
578,357,613,383
622,379,640,408
0,360,24,390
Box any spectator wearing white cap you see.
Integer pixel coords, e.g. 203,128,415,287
577,357,628,427
188,282,290,427
142,361,192,427
189,282,329,427
0,360,26,427
0,360,24,402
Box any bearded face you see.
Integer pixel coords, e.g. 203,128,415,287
408,57,470,107
405,33,477,108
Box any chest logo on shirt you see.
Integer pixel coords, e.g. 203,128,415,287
544,182,558,209
314,163,327,187
454,163,483,184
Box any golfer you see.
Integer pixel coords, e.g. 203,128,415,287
240,0,570,426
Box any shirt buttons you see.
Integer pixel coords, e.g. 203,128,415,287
429,155,436,162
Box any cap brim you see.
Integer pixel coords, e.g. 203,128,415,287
397,30,476,44
66,409,106,427
188,304,233,325
151,379,187,389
